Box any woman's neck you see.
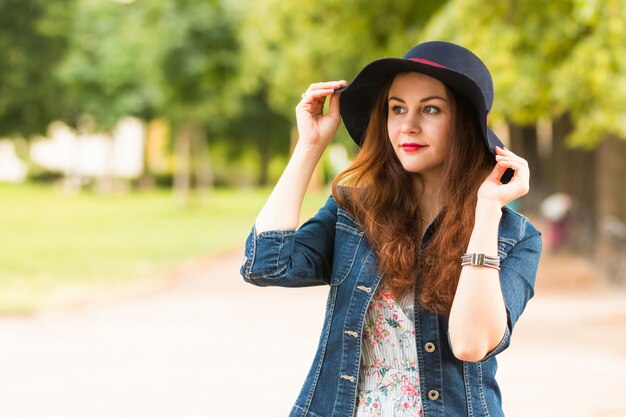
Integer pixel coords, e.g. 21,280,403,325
416,174,443,225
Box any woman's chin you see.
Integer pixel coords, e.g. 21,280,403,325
399,162,425,174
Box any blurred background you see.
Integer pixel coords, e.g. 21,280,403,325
1,0,625,416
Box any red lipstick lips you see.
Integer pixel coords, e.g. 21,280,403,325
401,143,425,152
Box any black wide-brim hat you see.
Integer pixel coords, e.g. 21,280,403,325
336,41,504,154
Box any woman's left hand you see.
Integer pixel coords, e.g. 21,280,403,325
477,146,530,207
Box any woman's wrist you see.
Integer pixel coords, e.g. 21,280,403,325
293,140,327,159
466,199,502,254
475,198,503,220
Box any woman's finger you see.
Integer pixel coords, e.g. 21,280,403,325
486,160,510,181
496,155,527,170
495,146,516,156
495,156,528,167
328,90,341,120
496,163,530,189
486,158,529,185
298,89,335,114
495,159,529,174
305,80,347,93
303,88,336,99
299,81,347,108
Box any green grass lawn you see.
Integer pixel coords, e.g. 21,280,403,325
0,183,329,314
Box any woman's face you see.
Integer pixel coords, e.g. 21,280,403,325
386,72,451,180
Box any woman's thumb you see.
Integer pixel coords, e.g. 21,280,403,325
328,92,341,120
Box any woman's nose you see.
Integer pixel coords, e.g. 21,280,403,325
401,114,421,135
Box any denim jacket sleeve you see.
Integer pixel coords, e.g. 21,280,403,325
239,195,338,287
482,212,542,360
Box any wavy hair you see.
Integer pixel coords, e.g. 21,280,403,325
331,76,494,315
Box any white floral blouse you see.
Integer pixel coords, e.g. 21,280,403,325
355,286,423,417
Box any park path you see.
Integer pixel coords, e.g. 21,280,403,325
1,248,625,417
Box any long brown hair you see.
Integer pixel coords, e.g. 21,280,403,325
331,75,494,315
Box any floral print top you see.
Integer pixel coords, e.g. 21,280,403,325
355,286,423,417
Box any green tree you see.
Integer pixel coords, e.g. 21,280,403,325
419,1,582,124
56,0,166,128
551,0,626,147
0,0,71,137
419,0,626,147
237,0,448,116
55,0,241,198
157,0,240,199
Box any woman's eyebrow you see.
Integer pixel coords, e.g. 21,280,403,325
388,95,447,103
420,95,447,103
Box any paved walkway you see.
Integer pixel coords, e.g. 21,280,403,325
1,249,625,417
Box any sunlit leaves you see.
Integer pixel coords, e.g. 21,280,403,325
56,0,239,129
551,0,626,146
236,0,448,117
0,0,71,136
421,0,626,146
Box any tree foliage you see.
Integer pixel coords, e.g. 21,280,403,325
235,0,448,117
157,0,240,126
56,0,239,130
552,0,626,146
55,0,164,128
1,0,624,153
0,0,71,137
420,0,626,147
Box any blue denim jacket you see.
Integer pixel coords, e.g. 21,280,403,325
240,195,541,417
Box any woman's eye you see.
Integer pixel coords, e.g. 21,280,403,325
391,106,407,114
424,105,440,114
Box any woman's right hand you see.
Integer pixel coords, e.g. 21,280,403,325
295,80,348,149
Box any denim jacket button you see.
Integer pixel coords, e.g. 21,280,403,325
340,374,355,382
428,390,440,400
344,330,359,338
356,285,373,293
425,342,436,353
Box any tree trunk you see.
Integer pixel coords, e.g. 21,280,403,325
551,114,597,228
508,122,542,211
174,122,192,205
192,124,213,200
595,135,624,222
595,135,626,284
138,119,157,189
546,113,596,255
173,121,213,204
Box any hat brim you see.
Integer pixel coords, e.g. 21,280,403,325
337,58,502,154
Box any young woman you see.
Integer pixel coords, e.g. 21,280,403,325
240,41,542,417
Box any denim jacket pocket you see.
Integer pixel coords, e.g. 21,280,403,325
331,208,364,286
